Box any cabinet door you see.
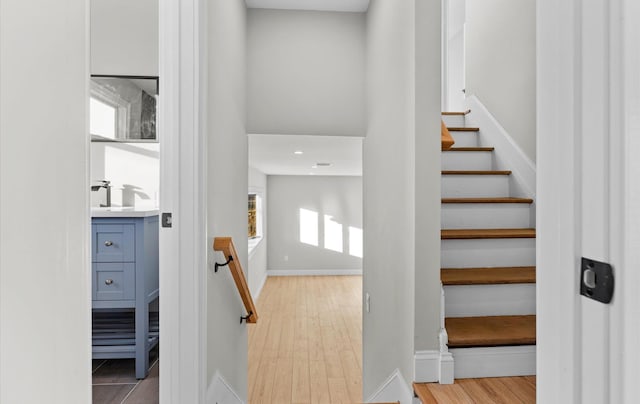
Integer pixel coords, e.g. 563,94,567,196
92,224,135,262
92,262,136,301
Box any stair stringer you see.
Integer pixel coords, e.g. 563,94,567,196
464,95,536,202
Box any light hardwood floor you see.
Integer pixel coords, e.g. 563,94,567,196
248,276,363,404
249,275,536,404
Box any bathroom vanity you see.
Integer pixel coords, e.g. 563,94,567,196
91,207,159,379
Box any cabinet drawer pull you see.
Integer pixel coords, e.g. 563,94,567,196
105,279,114,285
104,241,113,247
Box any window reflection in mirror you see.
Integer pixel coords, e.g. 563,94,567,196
90,75,158,142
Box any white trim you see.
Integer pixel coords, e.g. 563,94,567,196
365,368,413,404
613,0,640,401
413,350,439,383
206,371,244,404
536,0,582,400
413,291,452,386
449,346,536,379
267,269,363,276
464,95,536,199
247,236,263,259
252,269,268,302
158,0,207,402
439,351,455,385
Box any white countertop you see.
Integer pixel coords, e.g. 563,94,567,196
91,207,160,218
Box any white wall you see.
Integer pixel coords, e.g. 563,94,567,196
91,0,159,76
247,9,365,136
267,175,362,272
363,0,441,397
90,143,159,208
0,0,91,402
206,0,248,399
248,167,268,298
465,0,536,160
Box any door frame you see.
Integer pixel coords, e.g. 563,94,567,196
537,0,640,402
158,0,208,402
609,0,640,401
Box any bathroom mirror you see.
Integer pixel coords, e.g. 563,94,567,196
90,75,159,142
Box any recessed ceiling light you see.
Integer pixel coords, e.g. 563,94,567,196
311,165,318,169
309,172,315,175
294,150,303,155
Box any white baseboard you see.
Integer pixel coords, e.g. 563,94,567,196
414,350,439,382
206,371,244,404
267,269,363,276
450,345,536,379
439,351,455,385
414,350,454,384
464,95,536,199
365,368,413,404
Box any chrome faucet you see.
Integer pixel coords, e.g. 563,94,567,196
91,180,112,207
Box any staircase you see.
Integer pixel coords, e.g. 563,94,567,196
440,111,536,379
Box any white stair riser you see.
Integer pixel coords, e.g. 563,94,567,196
442,115,466,127
444,284,536,317
450,346,536,379
441,175,510,198
441,238,536,268
442,204,531,229
448,131,478,147
441,151,493,170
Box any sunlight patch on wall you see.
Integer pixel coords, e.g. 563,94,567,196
299,208,319,246
349,226,363,258
90,97,117,139
324,215,343,253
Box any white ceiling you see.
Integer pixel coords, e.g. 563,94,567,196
248,134,363,176
245,0,369,13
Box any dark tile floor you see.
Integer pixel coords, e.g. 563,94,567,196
92,347,159,404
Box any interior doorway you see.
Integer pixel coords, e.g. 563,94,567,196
244,3,367,400
89,1,162,402
247,134,364,403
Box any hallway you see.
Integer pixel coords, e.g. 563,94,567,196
248,276,362,403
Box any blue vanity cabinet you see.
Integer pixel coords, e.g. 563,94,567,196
91,215,159,379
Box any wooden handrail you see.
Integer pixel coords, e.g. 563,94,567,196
213,237,258,324
441,120,455,150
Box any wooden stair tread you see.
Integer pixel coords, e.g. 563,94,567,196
442,110,471,115
442,266,536,285
442,197,533,204
448,127,480,132
446,315,536,347
413,383,438,403
442,170,511,175
442,228,536,239
444,147,494,151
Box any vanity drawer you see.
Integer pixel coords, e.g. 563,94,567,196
92,262,135,301
92,224,135,262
